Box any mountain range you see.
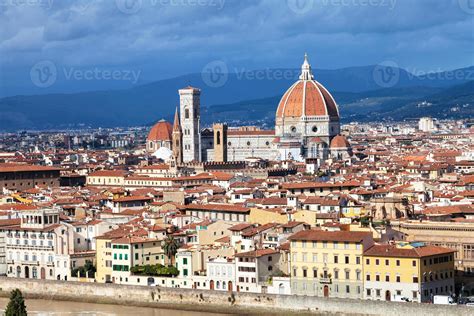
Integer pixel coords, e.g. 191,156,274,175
0,65,473,131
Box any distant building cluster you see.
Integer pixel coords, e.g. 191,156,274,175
0,56,473,305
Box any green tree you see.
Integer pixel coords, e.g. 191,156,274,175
5,289,27,316
162,235,180,265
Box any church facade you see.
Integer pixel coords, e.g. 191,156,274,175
147,55,351,163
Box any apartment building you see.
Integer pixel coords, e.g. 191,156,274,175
363,242,455,302
289,230,374,299
5,208,74,280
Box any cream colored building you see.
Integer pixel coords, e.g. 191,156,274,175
289,230,373,299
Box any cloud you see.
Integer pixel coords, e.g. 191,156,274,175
0,0,472,96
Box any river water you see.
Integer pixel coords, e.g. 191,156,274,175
0,298,229,316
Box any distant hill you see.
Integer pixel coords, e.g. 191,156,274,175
203,82,473,124
0,65,472,131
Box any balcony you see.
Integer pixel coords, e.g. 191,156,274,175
319,278,332,284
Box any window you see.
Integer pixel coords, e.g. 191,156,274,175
385,275,390,282
396,260,400,266
413,276,418,283
366,258,370,265
345,256,349,264
185,109,189,119
375,259,379,265
346,285,350,293
312,126,318,133
385,259,389,266
366,274,370,281
376,289,381,297
412,260,416,267
183,258,188,265
345,270,350,280
366,289,371,296
396,275,400,282
376,274,380,282
356,256,361,265
303,269,307,278
334,255,338,264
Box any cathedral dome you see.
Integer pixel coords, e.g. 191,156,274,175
147,120,172,142
276,54,339,119
330,135,350,149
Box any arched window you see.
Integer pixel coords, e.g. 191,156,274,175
185,109,190,119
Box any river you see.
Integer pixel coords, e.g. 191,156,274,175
0,298,229,316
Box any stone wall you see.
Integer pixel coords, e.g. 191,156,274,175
0,277,470,315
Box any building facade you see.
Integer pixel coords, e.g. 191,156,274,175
289,230,374,299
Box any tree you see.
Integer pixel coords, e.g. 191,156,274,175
5,289,27,316
162,235,180,265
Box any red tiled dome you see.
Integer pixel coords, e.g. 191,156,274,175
147,120,172,142
330,135,350,148
276,80,339,119
276,54,339,120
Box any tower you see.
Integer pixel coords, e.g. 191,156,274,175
179,86,201,162
172,107,183,164
213,123,228,162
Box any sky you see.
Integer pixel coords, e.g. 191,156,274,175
0,0,473,96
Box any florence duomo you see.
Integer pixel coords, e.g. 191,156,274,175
147,54,353,164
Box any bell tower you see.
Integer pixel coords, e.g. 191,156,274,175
172,107,183,164
179,86,201,162
213,123,227,162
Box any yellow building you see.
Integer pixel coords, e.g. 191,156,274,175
363,242,455,303
249,207,289,225
289,230,374,299
96,237,114,283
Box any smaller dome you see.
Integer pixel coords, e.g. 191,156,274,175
148,120,172,142
308,137,325,144
330,135,350,149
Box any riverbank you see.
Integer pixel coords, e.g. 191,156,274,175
0,277,469,315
